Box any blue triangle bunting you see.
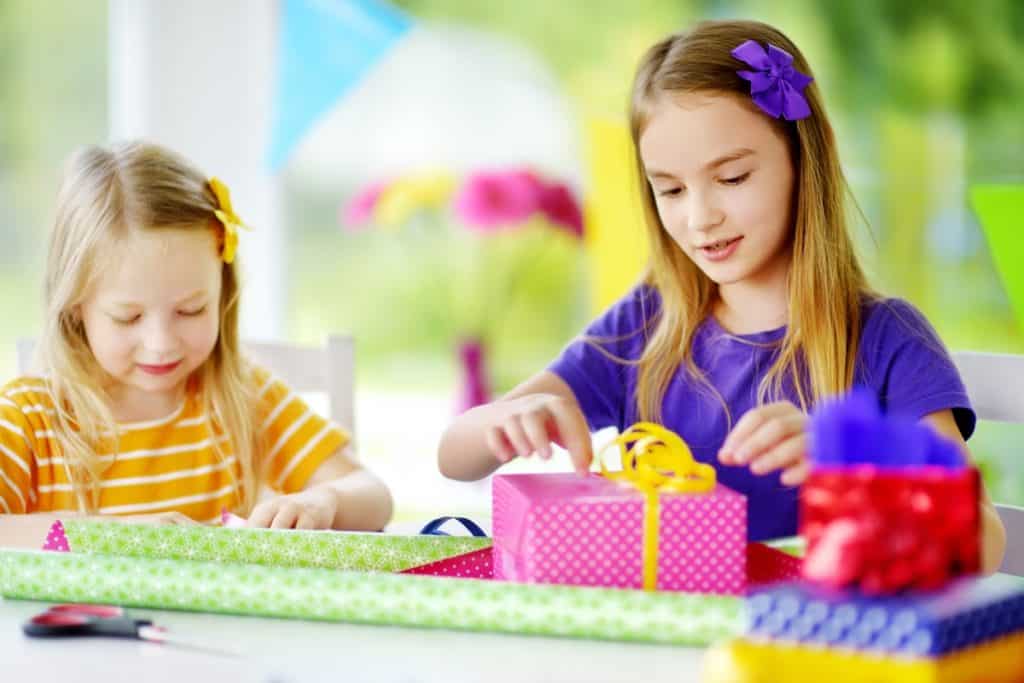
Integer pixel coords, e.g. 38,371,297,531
268,0,412,170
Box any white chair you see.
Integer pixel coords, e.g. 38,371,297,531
16,335,355,438
244,336,355,438
951,350,1024,576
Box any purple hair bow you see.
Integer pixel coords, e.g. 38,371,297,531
731,39,813,121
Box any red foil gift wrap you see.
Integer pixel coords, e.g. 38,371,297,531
800,466,980,594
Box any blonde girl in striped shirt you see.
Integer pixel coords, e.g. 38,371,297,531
0,141,392,545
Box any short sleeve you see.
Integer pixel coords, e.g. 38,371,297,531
251,366,351,493
0,381,41,513
857,298,975,439
547,286,657,431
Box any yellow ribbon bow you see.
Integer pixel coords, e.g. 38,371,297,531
598,422,717,590
208,177,250,264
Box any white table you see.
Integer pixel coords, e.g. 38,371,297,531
0,598,707,682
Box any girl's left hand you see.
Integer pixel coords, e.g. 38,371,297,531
246,486,341,530
718,401,810,487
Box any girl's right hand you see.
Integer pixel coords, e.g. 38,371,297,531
485,393,594,475
438,370,592,481
114,511,199,526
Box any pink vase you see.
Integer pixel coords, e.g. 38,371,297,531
456,337,491,413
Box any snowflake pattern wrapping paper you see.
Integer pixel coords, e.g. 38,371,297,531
493,473,747,594
59,519,491,572
0,549,744,646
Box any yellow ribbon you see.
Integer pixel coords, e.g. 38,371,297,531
208,177,251,264
598,422,717,590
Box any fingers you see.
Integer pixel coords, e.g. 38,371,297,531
270,502,301,530
142,512,197,526
740,412,807,467
718,401,811,485
748,433,808,476
719,405,773,462
719,402,793,462
720,402,804,466
485,396,592,475
485,426,515,463
485,397,593,479
246,501,278,529
295,512,320,530
780,458,811,487
503,417,534,459
246,496,335,530
546,399,593,474
521,412,553,460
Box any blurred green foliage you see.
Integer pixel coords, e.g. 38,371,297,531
285,183,588,393
0,0,107,372
812,1,1024,115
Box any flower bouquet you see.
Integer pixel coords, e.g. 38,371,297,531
343,167,585,411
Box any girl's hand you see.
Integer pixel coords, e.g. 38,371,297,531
486,393,593,475
246,486,341,530
718,401,810,486
116,511,199,526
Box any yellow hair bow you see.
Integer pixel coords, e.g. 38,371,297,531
598,422,717,590
208,177,250,264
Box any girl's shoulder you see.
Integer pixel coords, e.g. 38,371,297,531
0,376,57,410
857,295,953,368
860,296,940,342
244,361,290,403
247,362,272,387
246,361,294,387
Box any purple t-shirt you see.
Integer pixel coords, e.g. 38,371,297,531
549,286,974,541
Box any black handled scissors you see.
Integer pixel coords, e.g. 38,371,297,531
24,604,154,639
23,604,239,657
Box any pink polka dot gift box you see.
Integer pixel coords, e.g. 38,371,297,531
492,472,747,595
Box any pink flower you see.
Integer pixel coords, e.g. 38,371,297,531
341,179,389,230
452,169,544,232
537,182,584,239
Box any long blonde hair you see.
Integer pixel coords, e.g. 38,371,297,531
39,141,259,513
629,20,870,422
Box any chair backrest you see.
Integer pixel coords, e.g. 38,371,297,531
951,350,1024,576
244,336,355,436
951,350,1024,423
16,336,355,438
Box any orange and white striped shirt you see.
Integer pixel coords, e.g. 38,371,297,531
0,366,348,522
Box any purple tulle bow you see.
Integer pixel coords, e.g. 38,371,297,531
810,389,966,469
731,39,813,121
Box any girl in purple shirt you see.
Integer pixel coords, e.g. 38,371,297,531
438,19,1005,568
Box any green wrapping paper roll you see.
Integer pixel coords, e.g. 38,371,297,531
0,550,744,646
62,520,491,572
